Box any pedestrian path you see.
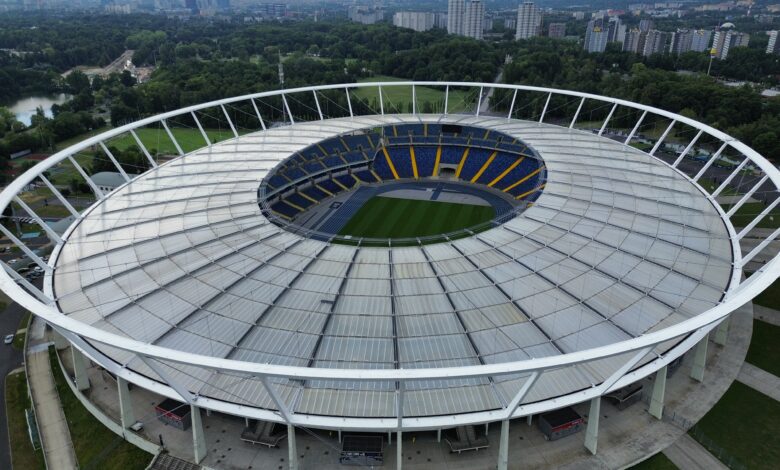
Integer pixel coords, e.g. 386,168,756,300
663,434,729,470
26,316,78,470
737,362,780,401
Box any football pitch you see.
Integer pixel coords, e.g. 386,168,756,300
338,196,495,239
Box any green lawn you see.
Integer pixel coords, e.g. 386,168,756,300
353,75,473,114
752,277,780,309
629,452,678,470
5,371,46,470
49,347,152,470
690,381,780,469
338,196,495,240
726,201,780,229
745,319,780,377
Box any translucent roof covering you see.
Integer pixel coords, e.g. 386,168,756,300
52,114,733,418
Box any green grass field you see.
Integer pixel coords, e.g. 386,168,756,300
745,319,780,377
629,452,678,470
5,372,46,470
337,196,495,240
690,381,780,469
353,75,474,114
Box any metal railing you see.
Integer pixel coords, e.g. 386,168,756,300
0,82,778,431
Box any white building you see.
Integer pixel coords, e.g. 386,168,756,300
348,5,383,25
393,11,436,32
448,0,465,35
713,29,750,60
464,0,484,40
768,30,779,55
516,1,542,40
690,29,713,52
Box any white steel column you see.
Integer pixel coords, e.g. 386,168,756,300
191,111,211,146
715,316,730,346
40,175,79,218
539,92,551,123
379,86,385,115
443,85,448,115
498,419,509,470
313,90,324,120
650,120,676,156
220,104,239,138
690,335,708,382
99,142,130,182
673,129,703,167
13,196,62,243
712,158,750,198
598,103,618,136
396,431,402,470
727,175,770,217
624,110,647,145
161,120,184,156
130,129,158,168
281,94,295,124
118,376,135,429
739,198,780,240
0,225,49,271
68,156,104,198
71,347,90,391
584,397,601,455
412,84,417,115
693,142,729,182
648,366,667,420
250,98,267,130
507,89,518,119
475,86,483,116
345,87,353,118
569,97,585,128
288,423,298,470
191,404,207,464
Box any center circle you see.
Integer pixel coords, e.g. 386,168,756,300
258,122,546,242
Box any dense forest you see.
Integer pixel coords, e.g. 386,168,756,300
0,13,779,169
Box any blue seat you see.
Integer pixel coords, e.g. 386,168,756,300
285,167,306,181
267,174,288,189
317,179,342,195
354,170,378,183
414,146,437,177
388,147,414,178
271,200,300,218
474,152,516,185
336,174,357,188
323,155,345,169
458,148,492,181
304,161,325,174
343,151,367,163
301,185,329,202
286,192,314,209
343,134,373,151
440,145,465,165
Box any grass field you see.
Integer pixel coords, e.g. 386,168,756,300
49,347,152,470
628,452,678,470
745,319,780,377
353,75,474,114
337,196,495,240
5,371,46,470
690,381,780,469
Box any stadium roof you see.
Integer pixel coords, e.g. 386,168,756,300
51,114,733,419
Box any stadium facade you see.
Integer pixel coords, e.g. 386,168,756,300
1,82,779,469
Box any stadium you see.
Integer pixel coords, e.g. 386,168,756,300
1,82,779,469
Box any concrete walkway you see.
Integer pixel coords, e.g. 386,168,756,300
737,362,780,401
752,304,780,327
26,318,78,470
663,434,729,470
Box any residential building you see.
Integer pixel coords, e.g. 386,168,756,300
690,29,713,52
670,29,693,55
348,5,383,25
516,1,542,39
393,11,436,32
768,30,779,55
548,23,566,39
463,0,484,39
623,29,646,54
712,29,750,59
642,30,669,56
448,0,465,35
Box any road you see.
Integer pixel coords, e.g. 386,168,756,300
0,279,37,469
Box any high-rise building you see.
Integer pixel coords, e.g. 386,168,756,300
516,1,542,40
639,19,654,32
623,29,646,54
348,5,384,25
690,29,713,52
585,21,609,53
767,30,779,55
448,0,465,35
464,0,484,40
670,29,693,55
607,16,626,44
642,30,669,57
393,12,436,32
712,29,750,59
548,23,566,39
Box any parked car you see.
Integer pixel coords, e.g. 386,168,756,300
4,334,14,345
7,259,18,265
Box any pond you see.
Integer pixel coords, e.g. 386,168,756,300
9,93,72,125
